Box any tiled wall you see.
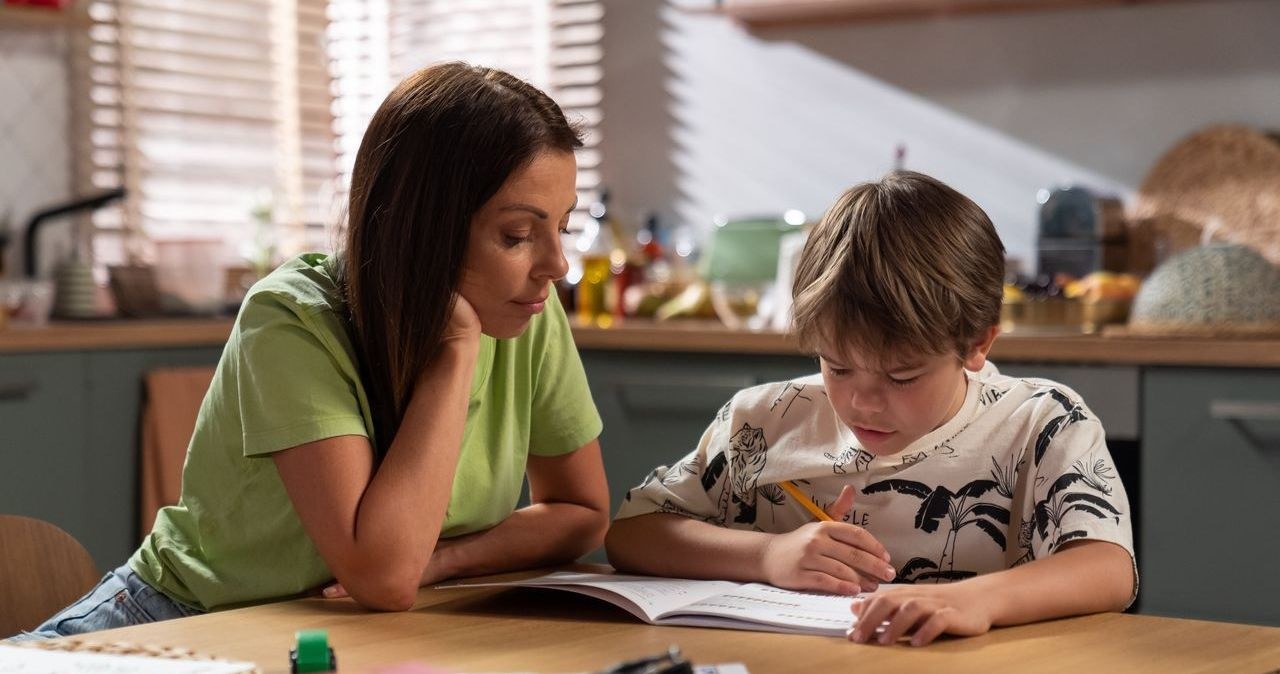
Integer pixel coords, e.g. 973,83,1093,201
0,26,72,280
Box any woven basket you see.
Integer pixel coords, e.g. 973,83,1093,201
1131,124,1280,270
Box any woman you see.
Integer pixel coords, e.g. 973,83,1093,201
18,62,608,638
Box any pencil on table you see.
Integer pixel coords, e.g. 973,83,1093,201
778,480,834,522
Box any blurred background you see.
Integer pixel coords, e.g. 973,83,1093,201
0,0,1278,630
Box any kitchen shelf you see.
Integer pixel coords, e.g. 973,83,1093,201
0,4,90,29
715,0,1207,27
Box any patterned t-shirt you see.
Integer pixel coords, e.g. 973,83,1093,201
615,364,1137,598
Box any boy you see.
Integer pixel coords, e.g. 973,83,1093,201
605,171,1137,647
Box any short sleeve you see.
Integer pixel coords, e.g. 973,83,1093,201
1022,392,1138,602
614,402,731,523
527,294,603,456
235,292,368,456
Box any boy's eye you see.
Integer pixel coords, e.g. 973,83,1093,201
888,375,920,387
826,366,851,377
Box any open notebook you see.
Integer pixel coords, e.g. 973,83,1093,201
448,571,882,637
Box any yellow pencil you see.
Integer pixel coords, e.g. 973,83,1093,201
778,480,833,522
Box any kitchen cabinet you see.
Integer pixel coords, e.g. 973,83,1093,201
1141,367,1280,627
581,349,816,514
0,346,222,571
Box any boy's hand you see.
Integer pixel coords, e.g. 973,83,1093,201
762,486,894,595
847,582,994,647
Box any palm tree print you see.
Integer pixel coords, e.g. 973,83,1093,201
1033,455,1122,551
1031,388,1088,466
863,478,1010,581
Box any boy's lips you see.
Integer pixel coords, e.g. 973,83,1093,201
853,425,896,442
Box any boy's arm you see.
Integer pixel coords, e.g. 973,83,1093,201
607,491,897,596
849,539,1134,647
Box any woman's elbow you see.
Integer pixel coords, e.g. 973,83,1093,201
339,560,424,612
345,577,420,612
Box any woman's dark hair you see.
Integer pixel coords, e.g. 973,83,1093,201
335,63,582,456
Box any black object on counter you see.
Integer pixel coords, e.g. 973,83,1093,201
24,187,127,278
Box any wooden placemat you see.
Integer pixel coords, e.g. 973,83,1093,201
15,638,261,673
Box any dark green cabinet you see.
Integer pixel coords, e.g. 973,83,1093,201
0,347,222,571
581,349,815,519
1141,368,1280,626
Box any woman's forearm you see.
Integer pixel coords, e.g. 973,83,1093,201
431,501,610,582
346,341,479,606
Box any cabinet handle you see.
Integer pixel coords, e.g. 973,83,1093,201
1210,400,1280,452
0,380,37,402
1209,401,1280,422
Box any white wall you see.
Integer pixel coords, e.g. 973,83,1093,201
599,0,1280,270
0,26,72,280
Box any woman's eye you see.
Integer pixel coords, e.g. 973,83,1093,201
504,234,531,246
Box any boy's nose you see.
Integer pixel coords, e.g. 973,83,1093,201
848,387,886,414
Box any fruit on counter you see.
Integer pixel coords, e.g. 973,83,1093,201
654,281,717,320
1002,283,1025,303
1063,272,1141,302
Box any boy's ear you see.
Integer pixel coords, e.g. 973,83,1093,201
962,325,1001,371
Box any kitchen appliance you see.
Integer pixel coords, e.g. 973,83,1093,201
1036,186,1126,278
22,188,126,319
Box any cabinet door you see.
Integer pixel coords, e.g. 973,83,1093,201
0,353,92,567
581,350,815,519
84,347,223,567
1142,368,1280,626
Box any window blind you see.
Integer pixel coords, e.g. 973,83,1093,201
75,0,335,267
341,0,604,226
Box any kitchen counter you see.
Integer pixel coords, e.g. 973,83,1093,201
2,318,1278,367
570,320,1280,368
0,318,236,353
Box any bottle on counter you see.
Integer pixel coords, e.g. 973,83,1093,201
576,191,617,327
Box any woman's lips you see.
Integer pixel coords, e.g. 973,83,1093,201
512,297,547,314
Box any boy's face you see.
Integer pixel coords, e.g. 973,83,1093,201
817,329,998,456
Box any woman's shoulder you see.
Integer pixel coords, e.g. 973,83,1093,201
243,253,345,317
233,254,352,353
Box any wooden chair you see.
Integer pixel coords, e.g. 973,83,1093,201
0,515,100,637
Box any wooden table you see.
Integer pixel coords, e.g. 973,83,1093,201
63,573,1280,674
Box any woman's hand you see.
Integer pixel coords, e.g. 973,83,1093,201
761,486,895,596
443,293,481,344
848,582,995,647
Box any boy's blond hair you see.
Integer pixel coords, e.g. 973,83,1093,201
791,170,1005,366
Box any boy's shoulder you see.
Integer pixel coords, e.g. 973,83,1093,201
718,373,843,438
973,364,1098,424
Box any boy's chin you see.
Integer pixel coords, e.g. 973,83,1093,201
851,427,920,457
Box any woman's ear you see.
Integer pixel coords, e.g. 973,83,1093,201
962,325,1001,371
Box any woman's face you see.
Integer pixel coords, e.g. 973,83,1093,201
460,150,577,339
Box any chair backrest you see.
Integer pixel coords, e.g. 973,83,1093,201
0,515,100,636
140,366,216,537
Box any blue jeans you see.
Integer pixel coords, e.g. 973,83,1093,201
6,563,203,642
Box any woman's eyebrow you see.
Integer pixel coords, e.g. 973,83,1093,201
499,203,548,219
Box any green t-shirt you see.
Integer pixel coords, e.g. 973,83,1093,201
130,253,602,611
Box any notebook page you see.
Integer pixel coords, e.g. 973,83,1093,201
661,583,869,637
451,572,742,623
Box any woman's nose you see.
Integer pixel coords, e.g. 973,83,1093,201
535,238,570,282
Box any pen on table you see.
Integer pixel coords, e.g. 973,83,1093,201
778,480,833,522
